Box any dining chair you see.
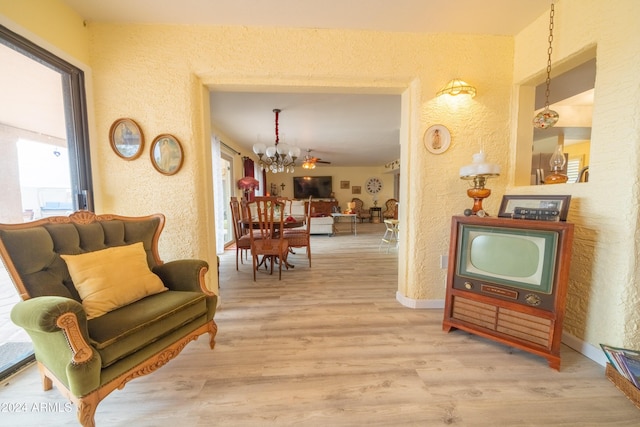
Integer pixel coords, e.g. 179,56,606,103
283,196,312,267
248,198,290,280
230,197,252,270
277,197,293,217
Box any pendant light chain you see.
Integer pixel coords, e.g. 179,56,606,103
274,108,280,145
543,3,555,109
533,1,559,129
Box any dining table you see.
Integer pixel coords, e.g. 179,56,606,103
239,216,305,268
240,216,304,235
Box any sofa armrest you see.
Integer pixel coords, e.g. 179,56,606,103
10,296,102,395
153,259,211,294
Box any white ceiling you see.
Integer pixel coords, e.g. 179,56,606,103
210,92,402,167
59,0,554,167
62,0,550,35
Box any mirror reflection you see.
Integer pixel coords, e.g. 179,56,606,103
530,57,595,185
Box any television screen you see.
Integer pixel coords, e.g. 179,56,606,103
293,176,332,199
457,225,558,294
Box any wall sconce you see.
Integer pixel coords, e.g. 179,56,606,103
437,78,477,98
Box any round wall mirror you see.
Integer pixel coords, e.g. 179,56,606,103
109,118,144,160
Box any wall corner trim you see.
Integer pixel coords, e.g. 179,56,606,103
561,331,607,366
396,291,444,309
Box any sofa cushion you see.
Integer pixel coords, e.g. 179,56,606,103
310,216,334,225
61,242,167,319
290,200,305,216
88,290,207,368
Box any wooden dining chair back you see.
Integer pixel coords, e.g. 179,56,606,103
230,197,252,270
283,195,312,267
277,197,293,217
248,198,289,280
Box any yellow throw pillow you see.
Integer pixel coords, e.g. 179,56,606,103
61,242,167,319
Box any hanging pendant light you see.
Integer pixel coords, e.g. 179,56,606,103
533,2,559,129
252,109,301,174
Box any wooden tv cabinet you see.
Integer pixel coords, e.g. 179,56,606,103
304,200,338,216
442,216,574,370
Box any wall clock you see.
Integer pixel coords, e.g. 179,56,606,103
365,177,383,195
424,124,451,154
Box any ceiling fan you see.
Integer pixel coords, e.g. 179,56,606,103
301,149,331,169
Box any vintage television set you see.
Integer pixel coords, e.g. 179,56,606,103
293,176,333,199
443,215,574,370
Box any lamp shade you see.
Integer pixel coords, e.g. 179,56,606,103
459,150,500,177
437,78,477,98
237,176,260,192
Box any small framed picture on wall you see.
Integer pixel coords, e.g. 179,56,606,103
352,186,361,194
340,180,350,189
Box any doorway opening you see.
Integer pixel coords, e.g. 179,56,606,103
0,24,92,381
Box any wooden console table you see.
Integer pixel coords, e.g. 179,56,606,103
305,200,338,216
369,207,382,223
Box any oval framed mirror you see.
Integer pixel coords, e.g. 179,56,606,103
109,118,144,160
150,134,184,176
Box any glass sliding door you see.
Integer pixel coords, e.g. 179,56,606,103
220,153,234,247
0,24,93,380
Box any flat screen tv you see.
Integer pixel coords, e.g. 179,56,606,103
293,176,332,199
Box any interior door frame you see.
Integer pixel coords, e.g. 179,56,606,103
0,24,93,381
0,24,94,211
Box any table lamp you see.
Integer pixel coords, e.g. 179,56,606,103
544,144,569,184
459,150,500,215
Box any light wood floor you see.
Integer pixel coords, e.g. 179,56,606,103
1,222,638,426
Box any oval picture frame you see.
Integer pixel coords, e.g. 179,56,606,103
109,118,144,160
424,124,451,155
150,134,184,176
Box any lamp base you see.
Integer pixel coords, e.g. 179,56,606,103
467,187,491,214
544,172,568,184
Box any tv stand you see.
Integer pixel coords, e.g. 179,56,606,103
304,200,338,216
442,216,574,370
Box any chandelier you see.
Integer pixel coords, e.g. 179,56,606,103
252,109,301,173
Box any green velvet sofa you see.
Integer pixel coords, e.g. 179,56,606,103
0,211,218,427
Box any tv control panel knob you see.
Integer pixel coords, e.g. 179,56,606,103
464,282,473,290
525,294,541,306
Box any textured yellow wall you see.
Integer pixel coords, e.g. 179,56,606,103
273,166,395,207
0,0,89,64
85,24,513,302
513,0,640,348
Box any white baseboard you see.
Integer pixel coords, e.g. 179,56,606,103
395,291,606,366
395,291,444,309
561,331,607,366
